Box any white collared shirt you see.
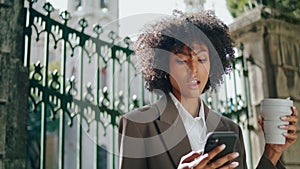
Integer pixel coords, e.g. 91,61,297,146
170,93,207,151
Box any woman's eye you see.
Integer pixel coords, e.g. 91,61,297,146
198,58,207,62
175,59,187,64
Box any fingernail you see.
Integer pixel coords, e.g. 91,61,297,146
202,153,208,158
232,152,239,158
278,125,286,129
280,116,288,120
220,144,226,150
231,162,239,168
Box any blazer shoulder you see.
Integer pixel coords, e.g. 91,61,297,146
208,109,240,131
119,103,161,134
122,104,159,123
220,114,239,127
119,103,161,139
124,104,152,117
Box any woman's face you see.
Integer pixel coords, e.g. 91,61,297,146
169,42,210,101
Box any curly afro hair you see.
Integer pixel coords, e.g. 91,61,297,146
134,10,235,94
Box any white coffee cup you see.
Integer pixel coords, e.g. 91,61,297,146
263,120,288,135
261,98,293,144
264,134,286,145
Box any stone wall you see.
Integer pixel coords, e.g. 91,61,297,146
229,6,300,169
0,0,28,169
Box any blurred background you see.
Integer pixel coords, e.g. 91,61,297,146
0,0,299,169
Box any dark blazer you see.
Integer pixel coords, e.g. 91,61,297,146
119,95,284,169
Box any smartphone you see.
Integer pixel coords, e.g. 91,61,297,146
203,131,238,163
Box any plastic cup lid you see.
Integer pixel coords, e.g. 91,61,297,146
261,98,293,107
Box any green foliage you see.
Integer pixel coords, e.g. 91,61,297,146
269,0,300,17
226,0,300,18
48,60,61,72
226,0,249,18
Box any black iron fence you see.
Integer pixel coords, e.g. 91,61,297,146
23,1,144,169
23,1,252,169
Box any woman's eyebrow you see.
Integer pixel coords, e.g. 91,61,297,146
195,50,209,55
176,50,207,56
175,51,190,55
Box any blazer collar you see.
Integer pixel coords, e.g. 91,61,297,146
156,94,180,125
154,94,191,166
155,94,226,132
153,94,227,166
204,103,226,133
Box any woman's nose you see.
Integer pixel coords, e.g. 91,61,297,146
187,60,198,75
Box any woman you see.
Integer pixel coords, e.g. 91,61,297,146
118,10,298,169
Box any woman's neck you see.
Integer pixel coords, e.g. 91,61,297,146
178,96,200,118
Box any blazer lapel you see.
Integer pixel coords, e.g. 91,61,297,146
204,103,226,133
152,97,227,167
153,95,192,166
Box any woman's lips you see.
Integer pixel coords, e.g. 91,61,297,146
187,79,200,89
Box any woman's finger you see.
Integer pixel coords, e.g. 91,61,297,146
280,115,298,124
207,144,226,161
283,132,298,141
219,161,239,169
178,151,204,169
190,153,210,168
207,152,239,169
258,115,264,131
279,124,297,133
194,144,226,168
292,106,298,116
181,151,202,163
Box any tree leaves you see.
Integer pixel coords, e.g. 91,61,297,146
226,0,300,18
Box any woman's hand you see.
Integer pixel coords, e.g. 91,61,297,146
178,144,239,169
258,106,298,165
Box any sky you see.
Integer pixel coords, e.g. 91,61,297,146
47,0,234,37
47,0,233,22
120,0,233,24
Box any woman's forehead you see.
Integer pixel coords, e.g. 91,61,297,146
174,42,208,53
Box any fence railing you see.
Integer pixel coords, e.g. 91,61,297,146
23,1,146,169
23,1,252,169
